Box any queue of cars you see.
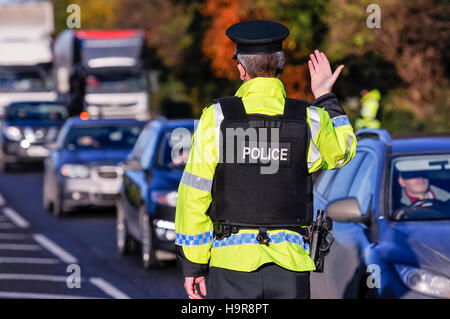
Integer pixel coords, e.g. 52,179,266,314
0,96,194,268
0,96,448,298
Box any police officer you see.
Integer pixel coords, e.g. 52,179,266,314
175,20,357,299
355,88,381,129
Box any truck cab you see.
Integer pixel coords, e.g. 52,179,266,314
53,30,151,121
0,0,56,116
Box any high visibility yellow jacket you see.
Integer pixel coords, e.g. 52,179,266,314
356,89,381,129
175,77,357,276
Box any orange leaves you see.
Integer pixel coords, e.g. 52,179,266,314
280,64,314,100
201,0,241,79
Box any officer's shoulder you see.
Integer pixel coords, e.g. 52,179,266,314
286,97,318,108
199,103,216,122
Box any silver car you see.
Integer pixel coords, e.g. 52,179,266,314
43,117,146,217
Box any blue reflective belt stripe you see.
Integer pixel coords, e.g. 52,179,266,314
175,231,213,246
211,231,309,251
332,115,351,128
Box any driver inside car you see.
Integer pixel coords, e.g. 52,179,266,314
394,171,450,220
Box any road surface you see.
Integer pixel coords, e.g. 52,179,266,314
0,166,186,299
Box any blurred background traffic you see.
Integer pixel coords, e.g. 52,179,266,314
0,0,448,299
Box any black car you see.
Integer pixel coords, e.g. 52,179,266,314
117,118,194,268
0,101,68,171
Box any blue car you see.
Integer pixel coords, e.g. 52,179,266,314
0,101,68,171
311,129,450,299
117,117,194,269
43,117,146,217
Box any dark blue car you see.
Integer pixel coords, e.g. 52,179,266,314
43,117,146,217
117,117,194,269
0,101,68,171
311,129,450,299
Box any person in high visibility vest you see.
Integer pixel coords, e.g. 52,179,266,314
355,89,381,129
175,20,357,299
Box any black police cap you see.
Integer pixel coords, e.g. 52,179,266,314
226,20,289,59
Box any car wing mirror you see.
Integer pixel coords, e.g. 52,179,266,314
124,159,141,171
46,142,59,150
326,197,371,226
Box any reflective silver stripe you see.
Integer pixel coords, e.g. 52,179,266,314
308,106,320,140
181,171,213,192
214,103,224,155
308,142,321,168
307,107,321,168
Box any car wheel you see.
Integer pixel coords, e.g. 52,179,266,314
52,190,65,218
140,205,157,269
0,157,9,172
42,183,52,213
43,194,52,213
116,199,137,255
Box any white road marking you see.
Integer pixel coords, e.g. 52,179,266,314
0,244,42,251
0,273,85,282
0,257,60,264
89,277,130,299
0,233,29,240
32,234,78,264
2,207,29,229
0,223,16,229
0,291,100,299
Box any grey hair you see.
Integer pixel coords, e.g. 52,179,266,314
237,51,285,78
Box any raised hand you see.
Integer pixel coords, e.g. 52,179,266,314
308,50,344,99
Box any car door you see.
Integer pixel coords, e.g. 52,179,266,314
122,122,160,238
311,149,379,298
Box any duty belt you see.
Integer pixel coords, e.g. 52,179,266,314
213,220,309,246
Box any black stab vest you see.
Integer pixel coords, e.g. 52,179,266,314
209,96,313,228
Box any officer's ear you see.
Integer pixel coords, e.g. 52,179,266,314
398,177,406,188
237,63,247,81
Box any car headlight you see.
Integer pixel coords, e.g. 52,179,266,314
4,126,22,141
394,264,450,298
151,191,178,207
60,164,90,178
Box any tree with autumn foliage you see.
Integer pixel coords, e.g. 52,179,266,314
52,0,449,133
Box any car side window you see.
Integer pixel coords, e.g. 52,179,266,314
348,153,377,212
139,126,161,169
325,152,366,201
131,123,157,162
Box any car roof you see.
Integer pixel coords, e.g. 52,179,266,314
8,101,65,106
65,117,147,127
391,137,450,154
165,119,195,129
356,129,450,155
150,117,195,130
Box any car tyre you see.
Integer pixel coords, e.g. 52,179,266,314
52,190,66,218
0,156,10,172
140,205,157,269
116,199,137,255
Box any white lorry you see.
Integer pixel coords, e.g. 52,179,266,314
0,0,56,116
53,29,151,120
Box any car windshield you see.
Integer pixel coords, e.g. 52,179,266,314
7,103,67,122
0,70,48,92
64,125,143,151
157,129,193,170
391,153,450,221
85,72,147,94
